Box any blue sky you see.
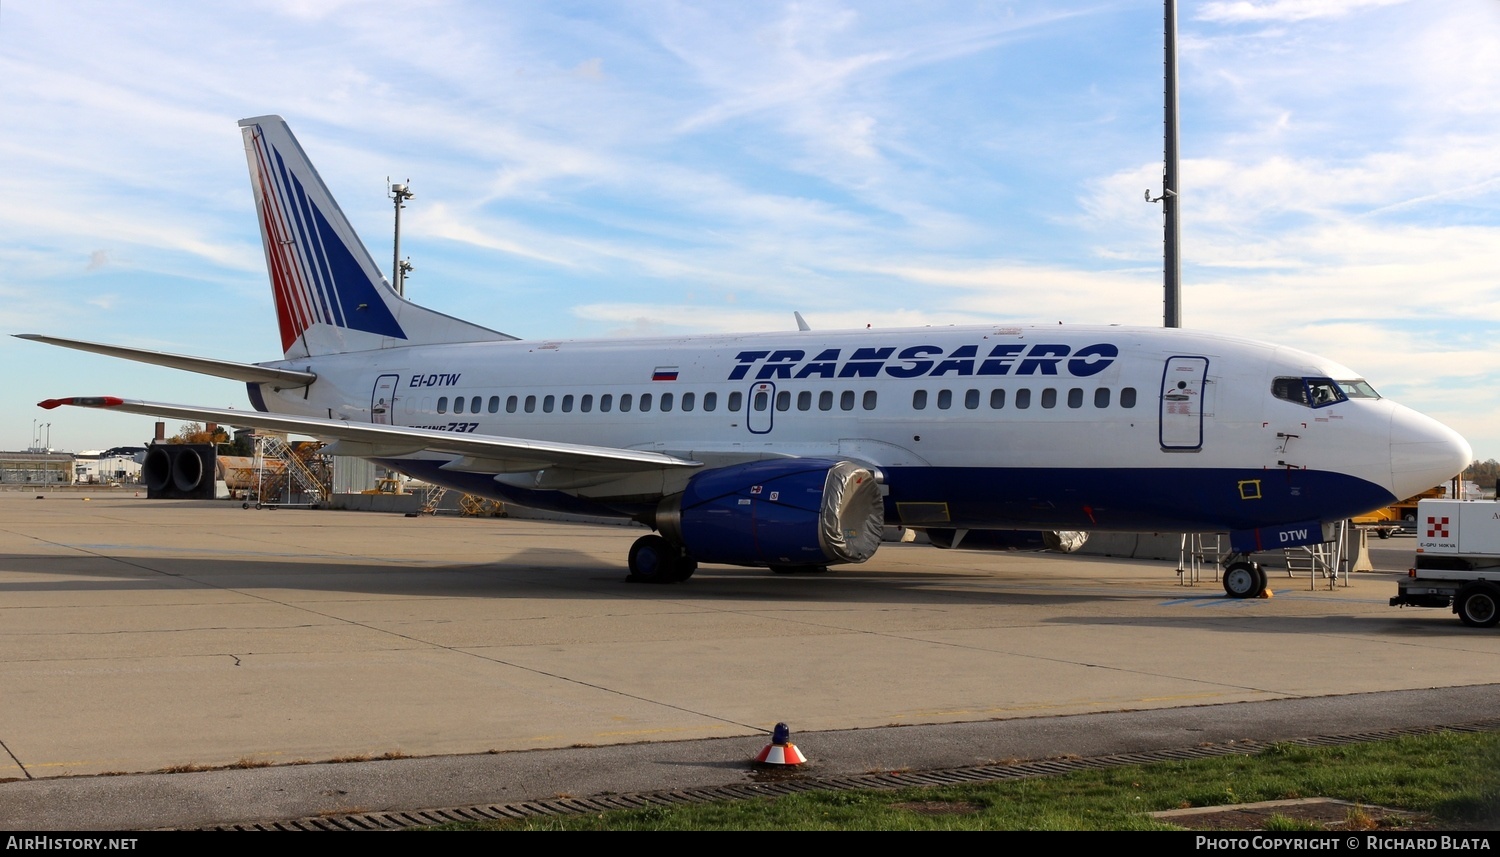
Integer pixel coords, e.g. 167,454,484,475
3,0,1498,461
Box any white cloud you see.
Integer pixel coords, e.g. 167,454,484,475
1198,0,1410,24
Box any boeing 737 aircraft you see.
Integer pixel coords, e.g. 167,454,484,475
27,115,1471,597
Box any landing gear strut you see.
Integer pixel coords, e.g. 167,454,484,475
1222,555,1268,599
627,534,697,584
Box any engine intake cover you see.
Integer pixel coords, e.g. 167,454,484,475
659,458,884,567
143,443,217,500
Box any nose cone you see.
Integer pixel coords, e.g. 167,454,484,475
1389,403,1472,500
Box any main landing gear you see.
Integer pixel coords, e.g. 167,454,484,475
627,534,697,584
624,535,833,582
1222,554,1268,599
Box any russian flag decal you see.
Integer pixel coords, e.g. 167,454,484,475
652,366,679,381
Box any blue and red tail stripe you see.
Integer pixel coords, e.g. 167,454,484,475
243,121,406,353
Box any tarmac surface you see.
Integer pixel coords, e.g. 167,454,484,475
1,492,1496,829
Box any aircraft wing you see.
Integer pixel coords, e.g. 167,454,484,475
38,397,702,474
16,334,317,387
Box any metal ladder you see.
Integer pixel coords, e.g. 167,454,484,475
1281,520,1349,590
1177,533,1223,586
253,435,329,506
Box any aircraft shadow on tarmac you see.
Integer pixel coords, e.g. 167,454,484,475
0,546,1462,633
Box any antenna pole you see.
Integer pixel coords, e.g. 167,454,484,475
1162,0,1182,328
389,179,414,297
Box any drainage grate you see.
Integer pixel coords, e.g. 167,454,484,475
206,719,1500,831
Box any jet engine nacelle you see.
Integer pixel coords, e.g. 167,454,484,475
926,528,1089,553
657,458,885,568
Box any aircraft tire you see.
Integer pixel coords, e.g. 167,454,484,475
628,534,689,584
1223,561,1265,599
1456,584,1500,628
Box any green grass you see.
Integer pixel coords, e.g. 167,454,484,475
424,730,1500,831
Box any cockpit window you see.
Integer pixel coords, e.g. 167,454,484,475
1306,379,1345,407
1273,376,1348,409
1272,377,1307,405
1336,379,1380,399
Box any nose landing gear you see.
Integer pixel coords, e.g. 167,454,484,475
1222,556,1268,599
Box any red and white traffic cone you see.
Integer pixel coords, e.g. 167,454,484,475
754,722,806,765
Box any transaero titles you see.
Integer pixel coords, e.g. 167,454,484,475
727,343,1120,381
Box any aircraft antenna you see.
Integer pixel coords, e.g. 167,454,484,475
389,178,415,297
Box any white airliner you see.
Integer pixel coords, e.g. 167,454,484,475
27,115,1471,598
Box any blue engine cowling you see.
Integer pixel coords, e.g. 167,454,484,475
656,458,885,568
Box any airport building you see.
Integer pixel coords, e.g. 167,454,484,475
73,447,147,484
0,451,75,485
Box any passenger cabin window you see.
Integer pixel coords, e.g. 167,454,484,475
600,394,613,413
660,393,672,412
620,394,633,413
913,390,927,410
639,393,652,412
1015,389,1031,409
1040,388,1057,409
562,394,574,413
470,396,481,413
819,391,833,411
776,391,790,411
681,392,694,412
488,396,500,413
543,395,555,413
1094,388,1110,408
1067,388,1083,409
728,392,742,412
705,392,718,412
524,395,536,414
581,394,593,413
506,395,518,414
965,389,980,410
437,396,449,414
862,391,877,410
1120,387,1137,408
797,391,812,411
937,390,952,410
453,397,464,414
990,389,1005,409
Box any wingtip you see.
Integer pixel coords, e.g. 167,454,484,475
38,396,123,410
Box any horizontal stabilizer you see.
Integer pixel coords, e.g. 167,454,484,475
16,334,316,387
38,396,702,475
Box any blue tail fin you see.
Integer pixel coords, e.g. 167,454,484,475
239,115,513,358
